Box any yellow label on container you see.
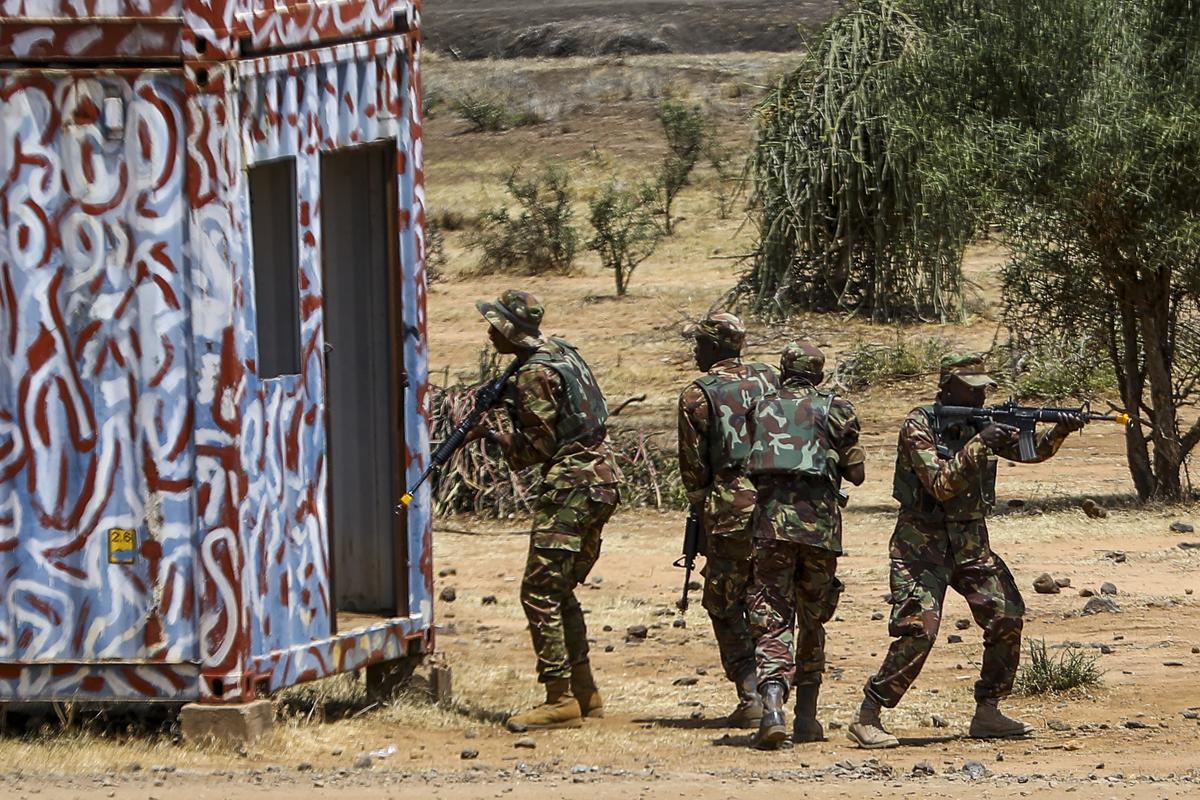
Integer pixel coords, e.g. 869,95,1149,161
108,528,137,564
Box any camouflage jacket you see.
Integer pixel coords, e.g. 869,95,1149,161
677,359,780,539
498,339,620,503
749,384,865,553
890,405,1070,564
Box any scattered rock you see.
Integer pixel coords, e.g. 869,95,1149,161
955,618,971,630
912,761,936,777
1178,542,1200,550
1082,498,1108,519
1170,521,1195,533
604,645,615,652
871,612,884,621
331,748,344,756
515,737,537,749
1100,582,1118,596
1192,646,1199,654
481,595,497,605
1079,588,1095,597
1055,577,1072,588
353,754,372,769
1124,720,1150,730
1007,498,1027,509
931,714,949,728
571,764,591,774
602,625,613,632
1164,661,1184,667
460,748,479,760
827,720,843,730
1100,644,1115,654
1187,589,1194,596
507,720,528,733
673,676,698,686
686,581,702,591
590,575,604,585
464,729,479,739
1033,573,1061,594
438,567,457,578
1104,551,1127,563
626,625,649,639
673,618,686,629
1182,711,1199,720
439,587,457,602
1083,597,1121,615
962,760,989,780
296,763,313,772
947,634,964,644
1048,720,1072,731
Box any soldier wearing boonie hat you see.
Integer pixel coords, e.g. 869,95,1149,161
676,310,780,728
742,341,865,749
848,351,1085,750
468,290,620,731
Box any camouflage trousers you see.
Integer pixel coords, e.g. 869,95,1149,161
748,539,842,690
521,488,618,683
866,551,1025,707
701,534,756,683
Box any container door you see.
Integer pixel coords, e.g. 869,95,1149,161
319,143,408,621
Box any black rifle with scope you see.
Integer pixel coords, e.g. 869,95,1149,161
397,358,523,511
932,400,1131,461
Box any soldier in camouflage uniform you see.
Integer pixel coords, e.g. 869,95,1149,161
848,354,1085,749
677,312,780,727
468,290,621,730
744,342,865,748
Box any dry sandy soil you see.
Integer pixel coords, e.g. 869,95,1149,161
4,53,1200,800
422,0,839,59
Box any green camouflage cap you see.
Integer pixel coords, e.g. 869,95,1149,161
780,340,825,380
476,289,546,349
687,311,746,350
939,352,998,388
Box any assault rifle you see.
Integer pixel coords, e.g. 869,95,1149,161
932,400,1131,461
674,506,705,612
396,358,523,510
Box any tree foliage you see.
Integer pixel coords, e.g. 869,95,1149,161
469,166,580,275
588,182,661,296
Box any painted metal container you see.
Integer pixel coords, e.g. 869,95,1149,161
0,0,433,704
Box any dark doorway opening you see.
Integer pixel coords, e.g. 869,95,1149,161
320,143,408,623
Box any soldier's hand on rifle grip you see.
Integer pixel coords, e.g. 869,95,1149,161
462,423,492,444
979,423,1020,450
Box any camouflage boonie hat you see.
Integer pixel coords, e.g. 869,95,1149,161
686,311,746,351
476,290,545,349
780,340,825,379
939,352,998,389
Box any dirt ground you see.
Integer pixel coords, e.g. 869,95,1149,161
4,52,1200,800
422,0,837,59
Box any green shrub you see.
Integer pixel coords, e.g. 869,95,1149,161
651,100,707,234
469,166,579,275
451,92,542,132
834,335,952,390
587,181,661,296
1017,639,1103,695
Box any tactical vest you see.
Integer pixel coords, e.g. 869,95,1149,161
692,362,780,474
745,386,837,480
520,337,609,446
892,406,997,521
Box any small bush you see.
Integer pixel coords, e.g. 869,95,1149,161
651,100,707,234
588,181,661,296
996,335,1117,400
451,92,542,133
424,218,447,284
1017,639,1103,695
469,166,579,275
834,335,953,390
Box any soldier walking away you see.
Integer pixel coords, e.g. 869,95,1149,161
744,342,865,749
677,312,780,728
848,354,1085,749
466,290,621,730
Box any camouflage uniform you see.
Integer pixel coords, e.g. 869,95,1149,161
746,343,865,689
677,313,779,684
865,354,1073,708
478,291,621,685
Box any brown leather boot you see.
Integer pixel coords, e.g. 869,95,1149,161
506,678,583,731
792,683,825,743
726,669,763,729
570,661,604,719
846,696,899,749
969,699,1034,739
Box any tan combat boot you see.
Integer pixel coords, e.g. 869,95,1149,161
506,678,583,731
792,683,825,743
846,697,899,749
726,669,763,729
570,661,604,719
969,699,1034,739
